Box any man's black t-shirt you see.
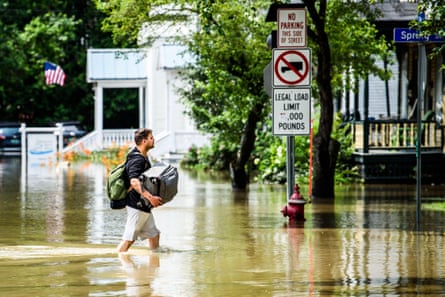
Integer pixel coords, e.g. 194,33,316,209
125,148,153,213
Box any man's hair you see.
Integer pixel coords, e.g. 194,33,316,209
134,128,152,145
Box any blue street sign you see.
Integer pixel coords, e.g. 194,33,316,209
394,28,445,43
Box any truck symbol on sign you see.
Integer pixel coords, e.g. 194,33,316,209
281,61,303,73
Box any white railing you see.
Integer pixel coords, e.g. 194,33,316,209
63,129,210,157
62,129,130,153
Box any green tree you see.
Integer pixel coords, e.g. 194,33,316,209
179,1,273,189
416,1,445,55
97,0,273,190
17,12,80,122
0,1,121,128
97,0,391,197
305,0,391,197
0,19,27,118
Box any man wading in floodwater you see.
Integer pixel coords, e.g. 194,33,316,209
117,128,163,252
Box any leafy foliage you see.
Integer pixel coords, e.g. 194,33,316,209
178,1,273,141
415,0,445,57
0,0,130,129
181,137,237,172
249,112,356,185
96,0,394,189
94,0,153,47
323,0,393,93
331,114,359,183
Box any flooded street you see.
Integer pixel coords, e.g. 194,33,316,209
0,157,444,296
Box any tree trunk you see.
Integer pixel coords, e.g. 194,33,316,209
230,163,248,190
230,103,264,190
305,0,337,199
312,135,340,198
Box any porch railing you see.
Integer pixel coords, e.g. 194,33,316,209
62,129,134,153
62,129,209,157
352,120,443,152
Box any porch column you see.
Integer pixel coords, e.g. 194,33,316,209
363,77,369,153
401,51,409,119
435,54,443,123
94,83,103,132
139,86,145,128
94,83,103,149
147,80,153,129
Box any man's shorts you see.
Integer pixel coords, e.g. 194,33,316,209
122,206,160,241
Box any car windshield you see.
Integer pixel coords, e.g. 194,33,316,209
0,128,19,135
63,125,78,131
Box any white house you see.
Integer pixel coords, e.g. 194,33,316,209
73,9,208,159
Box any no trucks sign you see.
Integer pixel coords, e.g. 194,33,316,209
273,48,311,87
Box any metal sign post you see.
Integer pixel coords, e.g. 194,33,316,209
286,136,295,199
265,3,310,203
393,12,433,228
274,7,311,200
416,42,426,227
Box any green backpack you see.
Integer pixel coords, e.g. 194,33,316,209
107,161,128,201
106,150,143,209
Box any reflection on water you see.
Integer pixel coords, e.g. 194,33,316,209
0,156,444,296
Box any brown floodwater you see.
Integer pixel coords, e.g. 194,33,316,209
0,156,444,296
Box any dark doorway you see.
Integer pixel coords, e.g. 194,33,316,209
103,88,139,129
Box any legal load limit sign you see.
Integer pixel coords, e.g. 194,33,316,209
273,88,311,136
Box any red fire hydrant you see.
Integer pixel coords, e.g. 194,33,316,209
281,184,306,223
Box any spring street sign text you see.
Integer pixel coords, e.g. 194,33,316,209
394,28,445,43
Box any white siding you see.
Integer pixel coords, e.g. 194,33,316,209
87,49,147,81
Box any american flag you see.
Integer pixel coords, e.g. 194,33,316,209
44,61,66,86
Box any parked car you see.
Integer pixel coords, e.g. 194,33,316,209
0,122,21,154
53,121,87,146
